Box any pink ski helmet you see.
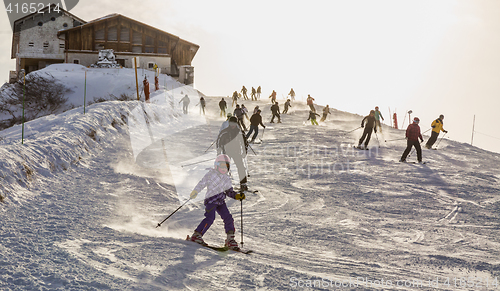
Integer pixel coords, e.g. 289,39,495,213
214,154,231,173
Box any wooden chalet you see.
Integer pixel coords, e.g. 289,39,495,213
57,14,199,80
11,7,199,84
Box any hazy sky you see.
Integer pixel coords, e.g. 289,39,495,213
1,0,499,153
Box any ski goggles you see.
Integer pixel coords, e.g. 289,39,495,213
216,161,230,170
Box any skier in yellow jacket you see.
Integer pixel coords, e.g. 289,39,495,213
425,114,448,149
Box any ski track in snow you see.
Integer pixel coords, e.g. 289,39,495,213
1,89,500,290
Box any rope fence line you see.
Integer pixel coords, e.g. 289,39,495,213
474,131,500,141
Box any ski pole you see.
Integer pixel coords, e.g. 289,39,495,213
181,158,214,168
156,198,191,228
422,128,431,135
385,138,406,142
248,143,257,155
204,139,216,153
435,132,447,149
344,126,362,134
408,148,415,158
240,199,244,248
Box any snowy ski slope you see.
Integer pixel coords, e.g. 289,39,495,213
1,65,499,290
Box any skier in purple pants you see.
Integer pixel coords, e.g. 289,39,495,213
189,154,246,250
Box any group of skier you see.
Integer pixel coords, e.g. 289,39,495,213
305,95,334,125
183,94,448,251
187,92,303,251
355,107,448,163
236,91,331,126
399,114,448,163
178,95,208,115
230,86,262,103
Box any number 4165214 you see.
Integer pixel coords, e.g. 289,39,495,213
450,277,499,288
6,3,60,14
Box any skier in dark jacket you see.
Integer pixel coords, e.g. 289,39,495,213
357,110,377,149
219,98,227,117
283,99,292,114
233,104,247,131
251,87,257,101
217,117,249,191
307,111,320,125
270,102,281,123
232,91,239,106
197,97,206,115
400,117,424,163
246,109,266,143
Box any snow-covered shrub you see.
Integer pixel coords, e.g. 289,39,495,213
0,73,72,130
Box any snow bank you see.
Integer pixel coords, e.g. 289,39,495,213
0,62,207,203
0,98,189,204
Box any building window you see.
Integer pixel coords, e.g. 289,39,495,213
148,62,155,69
63,23,68,28
120,27,130,42
59,43,65,48
132,31,142,45
158,40,167,54
73,59,80,64
95,43,105,51
95,29,105,40
43,42,49,48
38,22,43,26
145,35,154,53
108,26,117,41
145,35,154,46
28,42,34,47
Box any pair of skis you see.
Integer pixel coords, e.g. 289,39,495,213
185,235,253,254
248,139,262,144
353,145,369,151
